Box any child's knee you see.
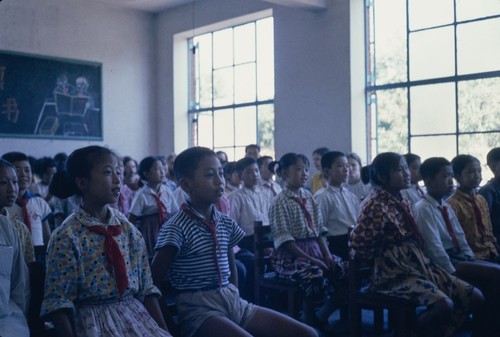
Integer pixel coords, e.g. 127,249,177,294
470,287,485,312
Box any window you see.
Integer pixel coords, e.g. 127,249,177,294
366,0,500,179
188,17,275,161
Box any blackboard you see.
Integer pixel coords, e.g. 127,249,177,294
0,50,102,140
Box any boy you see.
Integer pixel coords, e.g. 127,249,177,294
479,147,500,243
309,147,329,194
414,157,500,336
447,155,499,262
2,152,51,252
245,144,260,159
400,153,426,207
151,147,316,337
314,151,359,260
257,156,282,197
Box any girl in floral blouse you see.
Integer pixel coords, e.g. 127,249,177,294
350,152,483,337
42,146,171,337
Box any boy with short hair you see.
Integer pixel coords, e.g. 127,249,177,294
479,147,500,243
257,156,282,197
245,144,260,159
2,152,51,252
414,157,500,336
309,147,329,194
447,154,499,262
314,151,359,260
151,147,317,337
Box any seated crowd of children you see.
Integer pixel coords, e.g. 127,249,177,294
0,144,499,337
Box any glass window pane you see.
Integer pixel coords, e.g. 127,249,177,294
197,112,213,149
374,0,407,84
257,17,274,101
213,108,234,148
234,23,255,64
257,104,275,156
213,68,233,106
458,77,500,132
376,88,408,154
234,64,256,104
457,0,500,21
194,33,213,108
408,0,453,30
213,28,233,69
409,26,455,80
234,106,256,146
410,83,456,135
411,135,456,160
457,18,500,75
459,132,500,183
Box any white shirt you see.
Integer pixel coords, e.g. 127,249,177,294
347,180,372,202
414,194,474,274
260,179,282,198
400,183,426,208
314,185,360,236
0,214,30,337
228,185,274,236
129,184,178,217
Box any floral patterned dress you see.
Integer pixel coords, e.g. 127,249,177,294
350,189,473,337
41,207,171,337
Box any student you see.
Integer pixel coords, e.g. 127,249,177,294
30,156,57,203
215,150,228,167
347,152,372,201
0,160,30,337
447,155,499,262
123,156,141,192
160,153,177,192
414,157,500,336
41,146,170,337
269,152,346,325
2,152,52,255
400,153,426,207
151,147,316,337
245,144,260,159
309,147,329,194
350,152,483,337
110,156,134,216
0,159,35,264
129,156,178,258
223,161,241,194
314,151,359,260
479,147,500,242
258,155,282,197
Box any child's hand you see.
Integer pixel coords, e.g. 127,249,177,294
323,255,337,270
311,257,328,270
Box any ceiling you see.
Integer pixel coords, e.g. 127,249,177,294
92,0,193,13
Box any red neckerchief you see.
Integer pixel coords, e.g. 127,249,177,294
263,182,277,196
438,205,462,253
291,196,318,237
15,193,31,232
180,203,222,286
86,225,128,295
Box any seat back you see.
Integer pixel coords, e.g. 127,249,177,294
253,220,275,280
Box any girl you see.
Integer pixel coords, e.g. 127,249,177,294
400,152,426,207
258,155,282,197
347,152,372,202
41,146,171,337
350,152,483,337
269,153,346,325
129,156,179,258
223,161,241,194
0,159,30,337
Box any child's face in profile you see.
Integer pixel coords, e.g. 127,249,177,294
185,155,225,207
12,160,32,193
426,165,454,199
489,160,500,179
259,158,273,181
348,158,361,184
229,171,241,187
241,163,260,189
456,160,482,191
325,156,349,187
0,166,19,209
283,158,309,191
82,155,121,206
408,159,422,184
312,153,322,171
384,157,411,194
145,160,165,186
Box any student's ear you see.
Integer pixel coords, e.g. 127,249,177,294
179,177,191,195
423,177,433,190
322,167,329,177
75,176,90,192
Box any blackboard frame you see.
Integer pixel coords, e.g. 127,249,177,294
0,50,103,140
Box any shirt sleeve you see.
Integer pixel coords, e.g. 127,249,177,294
9,224,30,315
129,191,145,217
269,199,295,249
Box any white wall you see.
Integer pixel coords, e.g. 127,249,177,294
0,0,156,159
156,0,363,161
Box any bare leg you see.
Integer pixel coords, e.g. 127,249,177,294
415,298,453,337
245,306,318,337
193,316,252,337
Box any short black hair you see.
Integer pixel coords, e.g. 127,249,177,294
420,157,451,181
312,147,330,157
403,153,421,167
33,156,57,177
235,157,257,174
0,158,15,171
2,151,29,164
486,147,500,167
174,147,215,182
451,154,480,177
276,153,309,177
245,144,260,153
369,152,402,187
257,155,272,169
320,151,346,170
138,156,163,180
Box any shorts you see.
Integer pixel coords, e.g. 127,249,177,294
175,283,259,337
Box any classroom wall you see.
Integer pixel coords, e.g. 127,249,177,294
156,0,360,161
0,0,156,159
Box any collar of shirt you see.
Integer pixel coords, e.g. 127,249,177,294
75,206,124,229
183,200,221,225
